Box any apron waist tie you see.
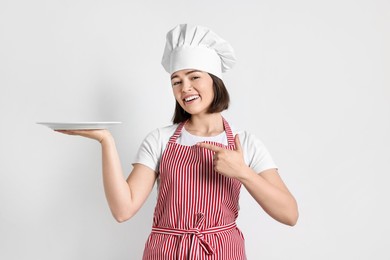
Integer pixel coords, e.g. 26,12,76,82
151,222,237,257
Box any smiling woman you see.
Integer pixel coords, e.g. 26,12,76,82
171,70,230,123
57,23,298,260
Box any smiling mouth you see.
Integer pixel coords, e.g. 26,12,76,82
183,95,200,102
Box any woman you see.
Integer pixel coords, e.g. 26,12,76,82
58,24,298,259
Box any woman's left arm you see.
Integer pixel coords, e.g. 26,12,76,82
197,135,299,226
237,167,298,226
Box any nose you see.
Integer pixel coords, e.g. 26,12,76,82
181,79,193,92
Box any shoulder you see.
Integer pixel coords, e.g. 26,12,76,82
145,124,178,139
229,123,273,156
134,124,179,172
229,124,277,173
229,124,264,148
142,124,179,146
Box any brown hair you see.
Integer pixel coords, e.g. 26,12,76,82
172,73,230,123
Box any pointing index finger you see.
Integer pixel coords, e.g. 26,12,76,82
196,142,223,152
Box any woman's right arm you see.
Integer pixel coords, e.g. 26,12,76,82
57,129,157,223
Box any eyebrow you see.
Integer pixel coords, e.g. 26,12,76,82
170,70,202,80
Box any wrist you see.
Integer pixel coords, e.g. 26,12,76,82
236,165,256,183
99,131,114,145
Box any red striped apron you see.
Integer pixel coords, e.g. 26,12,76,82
142,118,246,260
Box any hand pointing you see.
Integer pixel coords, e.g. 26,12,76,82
196,134,248,179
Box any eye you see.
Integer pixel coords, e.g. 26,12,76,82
172,81,181,86
191,76,200,80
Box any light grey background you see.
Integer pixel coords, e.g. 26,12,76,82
1,0,389,259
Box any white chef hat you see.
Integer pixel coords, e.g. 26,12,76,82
161,24,236,79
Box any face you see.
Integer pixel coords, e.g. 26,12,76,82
170,69,214,116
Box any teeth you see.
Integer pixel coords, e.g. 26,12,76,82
184,95,199,102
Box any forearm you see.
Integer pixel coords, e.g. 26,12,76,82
237,167,298,226
100,134,132,221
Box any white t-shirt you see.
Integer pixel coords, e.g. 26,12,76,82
133,123,278,175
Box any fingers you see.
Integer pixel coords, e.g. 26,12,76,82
196,142,223,152
54,129,109,143
55,130,77,135
197,135,242,152
55,129,89,136
197,136,242,153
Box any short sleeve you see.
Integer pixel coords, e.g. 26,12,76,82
238,131,278,174
132,125,177,173
133,129,162,173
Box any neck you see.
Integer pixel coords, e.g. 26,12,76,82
185,113,224,137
